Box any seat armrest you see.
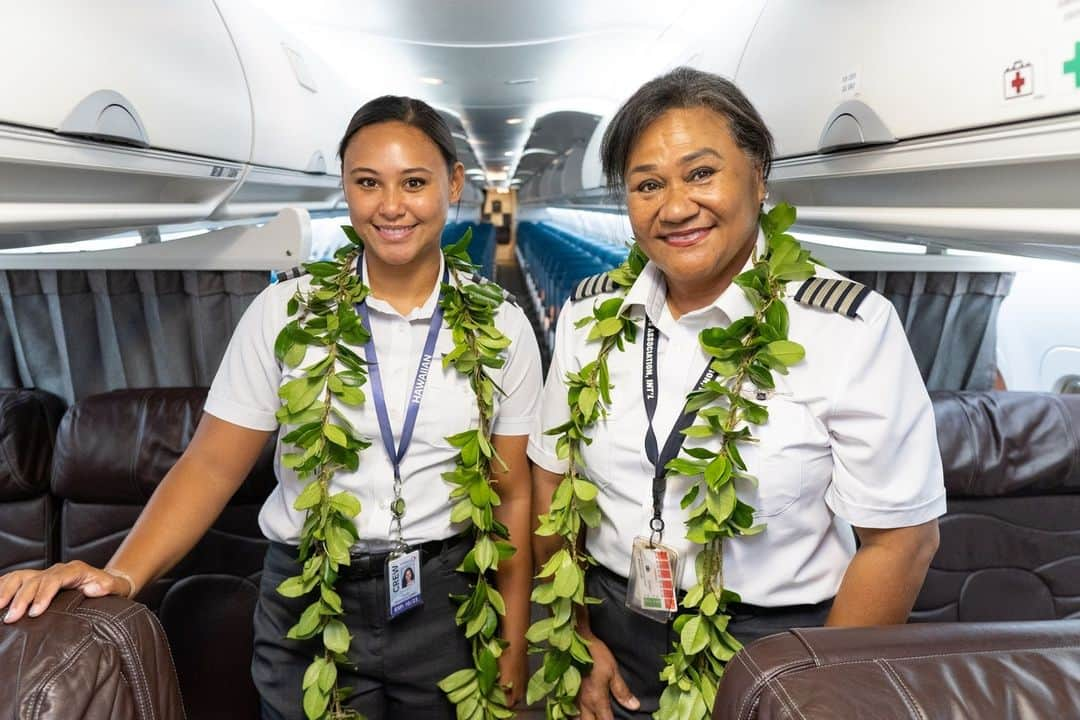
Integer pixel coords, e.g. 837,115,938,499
715,621,1080,719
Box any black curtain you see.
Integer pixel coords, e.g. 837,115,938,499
846,271,1013,392
0,269,267,404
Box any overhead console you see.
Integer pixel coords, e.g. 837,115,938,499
0,0,348,242
735,0,1080,256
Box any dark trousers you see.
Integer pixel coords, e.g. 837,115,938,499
586,565,832,720
254,538,472,720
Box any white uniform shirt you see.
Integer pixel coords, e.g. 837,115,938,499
528,251,946,606
206,254,542,549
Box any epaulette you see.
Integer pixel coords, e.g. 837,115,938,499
793,276,870,318
271,266,305,284
570,272,617,302
469,272,519,306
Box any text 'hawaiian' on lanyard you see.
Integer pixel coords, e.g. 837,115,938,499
642,316,716,544
356,257,449,546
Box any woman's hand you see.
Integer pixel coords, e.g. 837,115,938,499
0,561,134,623
578,630,640,720
498,643,528,707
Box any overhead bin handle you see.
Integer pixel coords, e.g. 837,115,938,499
818,100,895,153
305,150,327,174
58,90,149,148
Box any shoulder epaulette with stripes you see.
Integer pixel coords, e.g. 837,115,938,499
570,272,617,302
468,272,519,306
271,266,305,284
793,276,870,318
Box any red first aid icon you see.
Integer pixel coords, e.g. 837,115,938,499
1004,60,1034,99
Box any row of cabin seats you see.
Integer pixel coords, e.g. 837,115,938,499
515,221,629,350
1,386,1078,718
0,387,273,719
441,221,496,281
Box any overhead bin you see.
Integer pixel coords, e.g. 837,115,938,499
732,0,1080,252
736,0,1080,158
213,0,352,176
0,1,251,162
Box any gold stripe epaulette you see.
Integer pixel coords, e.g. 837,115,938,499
793,276,870,318
570,272,617,302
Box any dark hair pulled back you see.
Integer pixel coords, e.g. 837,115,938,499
337,95,458,172
600,67,774,197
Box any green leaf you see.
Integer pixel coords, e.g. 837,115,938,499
572,477,598,502
302,658,324,690
596,317,623,337
765,340,805,366
553,562,579,598
680,615,710,655
276,575,308,598
294,481,323,511
303,684,330,720
438,668,476,693
324,424,349,447
317,660,337,694
323,619,350,654
328,491,361,518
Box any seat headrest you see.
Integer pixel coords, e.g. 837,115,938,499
931,391,1080,497
0,389,66,500
52,388,276,504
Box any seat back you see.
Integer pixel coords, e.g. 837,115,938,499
914,391,1080,622
0,388,65,574
50,387,276,608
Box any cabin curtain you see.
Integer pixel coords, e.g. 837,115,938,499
0,269,267,405
846,271,1013,392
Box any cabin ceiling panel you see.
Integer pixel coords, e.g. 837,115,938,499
248,0,768,185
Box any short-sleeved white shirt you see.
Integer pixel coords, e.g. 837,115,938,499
528,245,946,606
206,254,543,549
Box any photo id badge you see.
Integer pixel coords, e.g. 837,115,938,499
626,536,680,622
386,549,423,620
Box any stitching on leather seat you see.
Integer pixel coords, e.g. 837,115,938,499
807,641,1080,668
790,628,821,666
769,678,809,720
77,606,157,720
27,635,95,719
734,651,813,719
877,659,926,720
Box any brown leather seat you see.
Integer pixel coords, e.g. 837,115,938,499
713,620,1080,719
0,388,65,574
49,388,277,719
0,590,184,720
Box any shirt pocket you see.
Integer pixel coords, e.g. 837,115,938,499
736,390,814,519
416,364,481,450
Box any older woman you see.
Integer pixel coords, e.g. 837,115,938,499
529,67,944,720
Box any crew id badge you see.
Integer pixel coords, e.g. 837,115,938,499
626,537,680,622
386,549,423,620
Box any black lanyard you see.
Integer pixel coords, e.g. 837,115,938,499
642,316,716,542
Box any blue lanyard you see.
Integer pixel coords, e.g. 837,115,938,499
356,260,448,483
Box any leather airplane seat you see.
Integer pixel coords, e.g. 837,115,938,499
914,391,1080,622
0,388,66,574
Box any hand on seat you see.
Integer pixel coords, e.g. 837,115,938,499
0,561,133,624
579,632,640,720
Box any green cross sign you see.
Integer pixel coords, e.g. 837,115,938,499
1066,42,1080,88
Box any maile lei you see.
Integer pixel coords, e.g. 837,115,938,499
271,227,517,720
526,204,815,720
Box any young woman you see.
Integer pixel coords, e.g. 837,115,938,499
0,96,540,720
529,68,944,720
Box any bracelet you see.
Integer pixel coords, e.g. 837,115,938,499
105,569,137,599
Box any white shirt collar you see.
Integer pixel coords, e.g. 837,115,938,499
360,251,447,321
620,229,765,329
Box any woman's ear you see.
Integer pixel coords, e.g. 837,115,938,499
449,162,465,203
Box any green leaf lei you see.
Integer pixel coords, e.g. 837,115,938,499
527,204,815,720
272,227,517,720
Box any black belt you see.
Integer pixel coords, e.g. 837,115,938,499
341,533,470,579
591,563,831,619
